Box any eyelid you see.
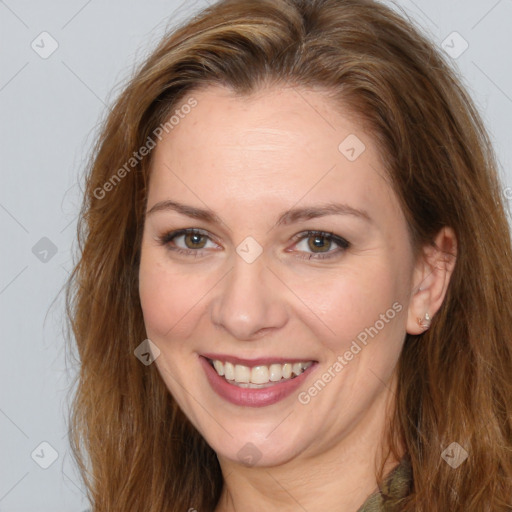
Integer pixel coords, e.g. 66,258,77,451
290,230,349,247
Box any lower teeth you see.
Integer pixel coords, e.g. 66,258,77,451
224,375,298,388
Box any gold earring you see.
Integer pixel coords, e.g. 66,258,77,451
417,312,431,330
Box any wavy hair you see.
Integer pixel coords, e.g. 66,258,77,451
65,0,512,510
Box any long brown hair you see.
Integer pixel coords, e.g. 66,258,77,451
65,0,512,510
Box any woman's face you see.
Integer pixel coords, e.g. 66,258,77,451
139,84,419,467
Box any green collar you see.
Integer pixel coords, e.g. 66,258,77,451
356,456,413,512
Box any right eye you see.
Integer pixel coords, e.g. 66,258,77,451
157,228,220,257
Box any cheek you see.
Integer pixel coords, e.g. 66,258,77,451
138,250,201,339
302,260,406,353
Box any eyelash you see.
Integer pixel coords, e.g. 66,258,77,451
157,228,350,260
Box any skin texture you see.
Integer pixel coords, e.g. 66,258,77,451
138,84,456,512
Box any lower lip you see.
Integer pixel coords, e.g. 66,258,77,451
200,356,317,407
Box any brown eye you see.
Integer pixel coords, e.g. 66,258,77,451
307,234,332,253
158,228,218,256
183,232,207,249
292,230,350,260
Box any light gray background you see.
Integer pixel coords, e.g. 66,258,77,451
1,0,511,510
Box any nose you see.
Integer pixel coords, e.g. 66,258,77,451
210,254,288,341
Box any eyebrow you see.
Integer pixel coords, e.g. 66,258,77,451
146,200,372,226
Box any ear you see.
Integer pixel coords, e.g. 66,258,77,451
406,226,457,335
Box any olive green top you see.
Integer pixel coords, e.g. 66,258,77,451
356,456,413,512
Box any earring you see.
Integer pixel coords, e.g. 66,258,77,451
417,312,431,330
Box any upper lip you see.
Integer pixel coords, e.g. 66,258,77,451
201,353,317,367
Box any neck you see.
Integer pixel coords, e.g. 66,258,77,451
213,374,405,512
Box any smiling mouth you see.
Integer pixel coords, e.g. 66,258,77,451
206,358,314,388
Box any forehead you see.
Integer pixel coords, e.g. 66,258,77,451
147,84,400,224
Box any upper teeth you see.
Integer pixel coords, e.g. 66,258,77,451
211,360,313,385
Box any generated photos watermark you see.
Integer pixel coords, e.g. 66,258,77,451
93,96,198,200
298,301,403,405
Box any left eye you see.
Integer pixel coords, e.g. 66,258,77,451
291,230,350,260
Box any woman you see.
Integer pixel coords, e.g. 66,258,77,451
65,0,512,510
